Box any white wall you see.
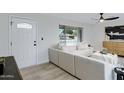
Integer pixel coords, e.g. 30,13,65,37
90,20,124,51
0,14,9,56
0,13,93,64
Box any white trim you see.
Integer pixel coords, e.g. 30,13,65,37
9,15,36,22
9,15,38,65
37,60,49,65
8,16,11,56
36,20,38,65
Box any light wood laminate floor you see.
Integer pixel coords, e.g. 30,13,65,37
20,63,78,80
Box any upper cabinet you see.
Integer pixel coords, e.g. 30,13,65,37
105,26,124,40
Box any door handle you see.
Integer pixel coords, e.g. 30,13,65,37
34,44,36,46
34,41,36,46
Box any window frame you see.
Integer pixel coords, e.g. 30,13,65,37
59,25,83,46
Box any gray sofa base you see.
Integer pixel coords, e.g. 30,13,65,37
49,61,80,80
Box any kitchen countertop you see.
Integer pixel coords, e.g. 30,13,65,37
0,56,23,80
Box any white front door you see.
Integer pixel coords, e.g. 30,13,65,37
10,17,37,68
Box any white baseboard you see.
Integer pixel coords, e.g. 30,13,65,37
37,59,49,65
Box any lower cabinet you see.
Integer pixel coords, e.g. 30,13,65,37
58,51,75,75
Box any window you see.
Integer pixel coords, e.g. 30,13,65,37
17,23,32,29
59,25,83,46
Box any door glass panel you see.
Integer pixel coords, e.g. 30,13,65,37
17,23,32,29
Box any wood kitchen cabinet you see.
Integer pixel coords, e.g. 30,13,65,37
103,41,124,56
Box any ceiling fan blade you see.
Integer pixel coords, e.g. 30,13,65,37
104,17,119,20
91,18,99,20
100,13,103,16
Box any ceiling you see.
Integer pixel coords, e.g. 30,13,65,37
48,13,124,24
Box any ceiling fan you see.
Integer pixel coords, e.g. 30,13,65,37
93,13,119,22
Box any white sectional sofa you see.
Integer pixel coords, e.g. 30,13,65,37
49,48,59,65
58,51,75,75
75,55,114,80
49,48,75,75
49,48,115,80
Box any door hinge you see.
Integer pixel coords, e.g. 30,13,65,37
11,42,12,46
10,21,13,26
